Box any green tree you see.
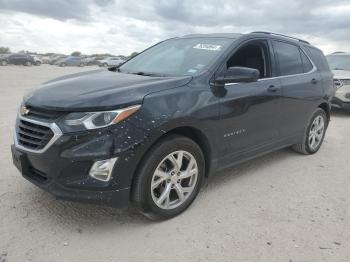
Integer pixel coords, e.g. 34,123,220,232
0,47,10,53
71,51,81,56
129,52,138,59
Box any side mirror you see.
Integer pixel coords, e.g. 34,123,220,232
215,66,260,85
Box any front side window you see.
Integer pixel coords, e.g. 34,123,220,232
226,40,271,78
119,37,234,76
273,41,303,76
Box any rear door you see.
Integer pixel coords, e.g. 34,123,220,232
272,40,324,139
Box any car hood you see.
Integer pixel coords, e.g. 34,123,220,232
332,70,350,79
24,69,192,111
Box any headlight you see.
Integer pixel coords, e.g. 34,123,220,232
60,105,141,132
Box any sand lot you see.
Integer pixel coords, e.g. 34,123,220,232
0,65,349,262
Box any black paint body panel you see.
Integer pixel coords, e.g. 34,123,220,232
12,33,334,207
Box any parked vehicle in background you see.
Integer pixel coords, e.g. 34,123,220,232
40,56,51,64
31,55,42,66
11,32,333,220
82,56,103,66
7,53,35,66
55,56,86,67
49,55,66,65
98,57,125,67
327,52,350,111
0,54,10,66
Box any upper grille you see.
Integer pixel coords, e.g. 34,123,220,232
17,119,54,150
25,105,64,120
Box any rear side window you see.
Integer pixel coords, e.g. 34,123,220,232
273,41,303,76
305,47,330,72
300,50,313,73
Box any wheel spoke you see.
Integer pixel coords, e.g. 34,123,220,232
151,176,167,190
154,169,168,179
169,152,183,172
176,151,184,170
181,185,195,193
174,184,185,201
157,183,172,206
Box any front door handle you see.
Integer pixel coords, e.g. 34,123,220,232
267,85,280,92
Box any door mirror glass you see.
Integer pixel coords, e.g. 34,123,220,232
216,66,260,85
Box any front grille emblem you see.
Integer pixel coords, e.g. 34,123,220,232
20,106,30,116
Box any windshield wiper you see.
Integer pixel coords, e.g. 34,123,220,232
130,71,168,77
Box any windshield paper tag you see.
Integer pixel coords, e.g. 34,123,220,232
193,44,222,51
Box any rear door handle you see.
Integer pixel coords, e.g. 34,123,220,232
311,78,318,84
267,85,280,92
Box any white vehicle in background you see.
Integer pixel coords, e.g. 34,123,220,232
31,55,42,66
98,57,125,67
327,52,350,111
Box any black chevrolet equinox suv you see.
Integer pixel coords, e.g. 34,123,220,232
11,32,334,219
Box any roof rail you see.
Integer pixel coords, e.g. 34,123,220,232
331,52,346,54
250,31,310,44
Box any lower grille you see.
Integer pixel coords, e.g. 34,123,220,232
17,120,54,150
15,116,62,153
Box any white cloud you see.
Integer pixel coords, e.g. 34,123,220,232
0,0,350,55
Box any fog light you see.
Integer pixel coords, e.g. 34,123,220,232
89,157,118,182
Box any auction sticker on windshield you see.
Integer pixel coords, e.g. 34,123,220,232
193,44,222,51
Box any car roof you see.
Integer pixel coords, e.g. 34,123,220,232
182,33,242,39
180,31,315,48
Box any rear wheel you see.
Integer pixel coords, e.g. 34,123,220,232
0,60,7,66
25,61,32,66
35,61,41,66
131,135,205,220
60,63,66,67
292,108,328,154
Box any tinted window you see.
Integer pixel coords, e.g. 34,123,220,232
120,37,233,76
306,47,330,72
300,50,313,72
273,41,303,76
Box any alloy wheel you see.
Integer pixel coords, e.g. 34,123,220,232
151,150,198,210
308,115,325,151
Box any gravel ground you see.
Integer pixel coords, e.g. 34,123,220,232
0,65,349,262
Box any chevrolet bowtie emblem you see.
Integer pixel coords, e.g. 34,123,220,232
20,106,30,116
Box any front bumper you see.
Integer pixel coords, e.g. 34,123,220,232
332,97,350,110
12,143,129,207
11,116,148,208
333,83,350,106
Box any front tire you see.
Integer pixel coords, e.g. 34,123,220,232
131,135,205,220
292,108,328,155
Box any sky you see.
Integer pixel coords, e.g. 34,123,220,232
0,0,350,56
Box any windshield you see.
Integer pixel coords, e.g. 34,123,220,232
326,55,350,71
119,37,234,76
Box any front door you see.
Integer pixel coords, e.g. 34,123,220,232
215,39,282,167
